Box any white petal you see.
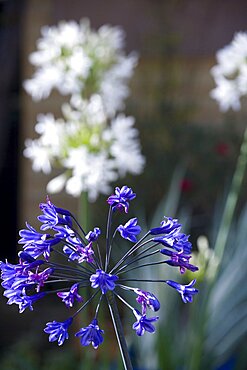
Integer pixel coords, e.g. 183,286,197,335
47,174,67,194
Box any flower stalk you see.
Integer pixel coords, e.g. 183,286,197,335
214,125,247,264
106,290,133,370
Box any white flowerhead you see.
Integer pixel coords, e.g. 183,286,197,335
24,18,138,115
23,19,144,201
210,31,247,111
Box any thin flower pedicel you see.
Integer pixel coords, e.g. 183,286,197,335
0,186,199,368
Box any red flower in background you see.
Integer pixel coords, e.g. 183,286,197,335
180,179,193,193
215,142,230,156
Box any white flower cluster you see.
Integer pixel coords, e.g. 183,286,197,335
24,19,145,201
210,32,247,112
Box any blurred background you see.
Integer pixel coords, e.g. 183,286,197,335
1,0,247,369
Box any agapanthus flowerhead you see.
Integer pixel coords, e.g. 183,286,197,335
0,186,198,355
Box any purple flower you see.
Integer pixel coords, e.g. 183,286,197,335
150,217,181,236
18,252,36,263
117,218,141,242
63,243,94,263
28,268,54,292
173,233,192,254
19,223,59,260
0,260,21,289
3,287,24,306
107,186,136,213
63,246,80,261
57,283,83,308
19,223,51,246
4,288,45,313
39,197,72,230
38,198,65,230
75,319,104,349
86,227,101,242
78,243,95,263
165,279,199,303
134,289,160,314
54,225,75,239
44,318,73,346
132,310,159,336
23,242,53,261
160,248,198,274
90,270,118,294
18,292,46,313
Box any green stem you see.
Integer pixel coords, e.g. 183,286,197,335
78,191,90,232
106,291,133,370
214,125,247,263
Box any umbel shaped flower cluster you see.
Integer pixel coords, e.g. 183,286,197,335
0,186,198,349
23,19,144,200
210,31,247,112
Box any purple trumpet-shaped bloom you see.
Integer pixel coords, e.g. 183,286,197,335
28,268,54,292
90,270,118,294
117,218,141,242
38,197,71,230
57,283,83,308
19,223,51,246
3,287,24,306
63,246,80,261
18,252,45,273
160,248,198,274
0,260,22,289
134,289,160,314
4,288,45,313
75,319,104,349
63,242,94,263
19,223,59,260
23,241,53,261
150,217,181,236
107,186,136,213
132,310,159,336
86,227,101,242
54,224,75,239
173,233,192,254
44,318,73,346
166,279,199,303
0,256,43,290
78,243,95,263
18,292,46,313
